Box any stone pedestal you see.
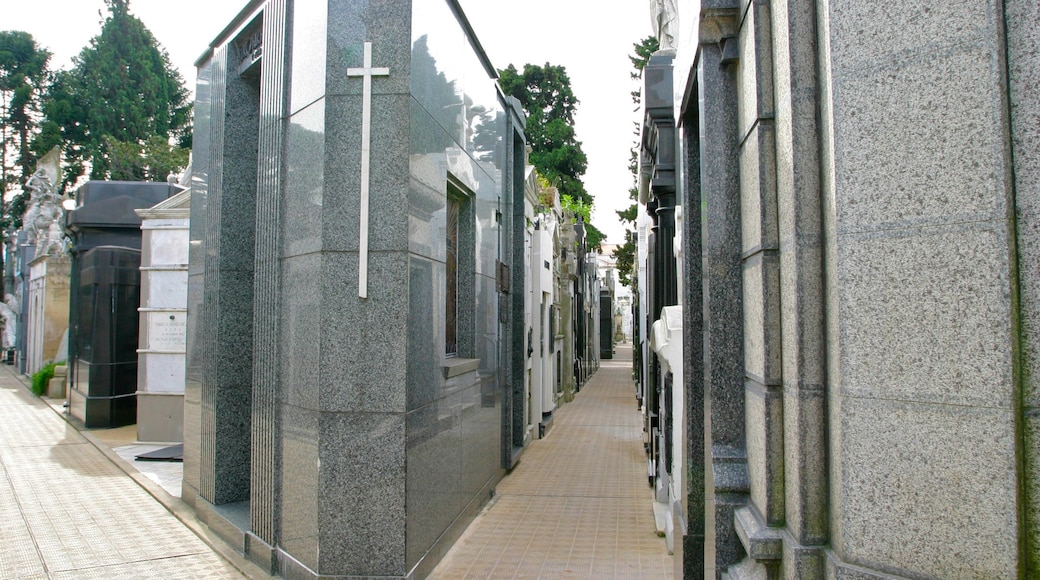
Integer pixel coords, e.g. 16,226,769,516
47,364,66,399
135,190,190,443
25,254,69,376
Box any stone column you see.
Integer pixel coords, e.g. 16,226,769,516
730,0,786,576
771,0,829,575
248,0,290,568
185,35,257,508
696,3,747,577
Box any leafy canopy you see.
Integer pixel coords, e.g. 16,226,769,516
35,0,191,185
498,63,590,207
0,31,51,229
499,62,605,249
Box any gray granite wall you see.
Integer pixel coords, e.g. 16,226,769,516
678,1,1038,578
770,0,828,575
821,1,1022,577
249,0,290,566
188,34,257,507
1007,0,1040,574
187,0,515,577
736,0,783,531
696,4,748,577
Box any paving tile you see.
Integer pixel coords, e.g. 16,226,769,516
0,365,244,579
430,345,673,579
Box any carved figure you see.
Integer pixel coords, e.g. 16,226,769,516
651,0,678,51
21,146,65,257
0,295,16,349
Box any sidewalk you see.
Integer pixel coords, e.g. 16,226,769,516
429,344,673,579
0,363,251,579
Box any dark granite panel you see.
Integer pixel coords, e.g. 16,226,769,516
473,273,498,368
410,0,501,168
282,102,326,259
280,254,322,412
289,0,328,115
278,404,319,573
473,197,499,277
679,103,706,575
407,255,444,411
326,0,412,98
698,36,748,578
319,251,409,414
406,374,502,569
407,100,506,264
318,411,406,576
406,391,466,567
216,75,260,273
408,101,450,262
322,94,411,254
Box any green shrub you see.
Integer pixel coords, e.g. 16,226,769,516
30,362,59,396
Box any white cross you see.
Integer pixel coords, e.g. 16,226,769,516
347,42,390,299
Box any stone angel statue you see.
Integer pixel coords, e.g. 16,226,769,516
21,146,65,257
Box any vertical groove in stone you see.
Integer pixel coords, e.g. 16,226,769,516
200,45,229,503
770,0,829,558
738,0,785,530
251,0,289,546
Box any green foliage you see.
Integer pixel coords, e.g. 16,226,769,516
629,36,660,76
0,31,51,230
30,361,58,396
612,229,637,287
561,194,604,251
498,63,590,207
102,134,189,181
614,36,659,287
35,0,191,185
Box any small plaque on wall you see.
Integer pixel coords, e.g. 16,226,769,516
496,261,511,294
148,312,187,351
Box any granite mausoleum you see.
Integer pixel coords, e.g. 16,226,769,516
184,0,527,576
634,1,1040,578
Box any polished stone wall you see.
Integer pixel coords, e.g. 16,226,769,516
674,1,1038,578
185,0,517,577
822,2,1022,577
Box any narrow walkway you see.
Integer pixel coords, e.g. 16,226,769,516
0,365,244,579
431,345,673,579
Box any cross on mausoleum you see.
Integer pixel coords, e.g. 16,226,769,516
347,41,389,299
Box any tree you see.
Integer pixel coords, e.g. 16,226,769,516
498,63,589,205
612,36,659,287
35,0,191,186
499,62,604,249
0,31,51,229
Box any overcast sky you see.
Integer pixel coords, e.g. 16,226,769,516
3,0,651,245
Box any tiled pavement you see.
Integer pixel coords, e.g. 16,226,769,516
430,344,674,579
0,364,246,579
